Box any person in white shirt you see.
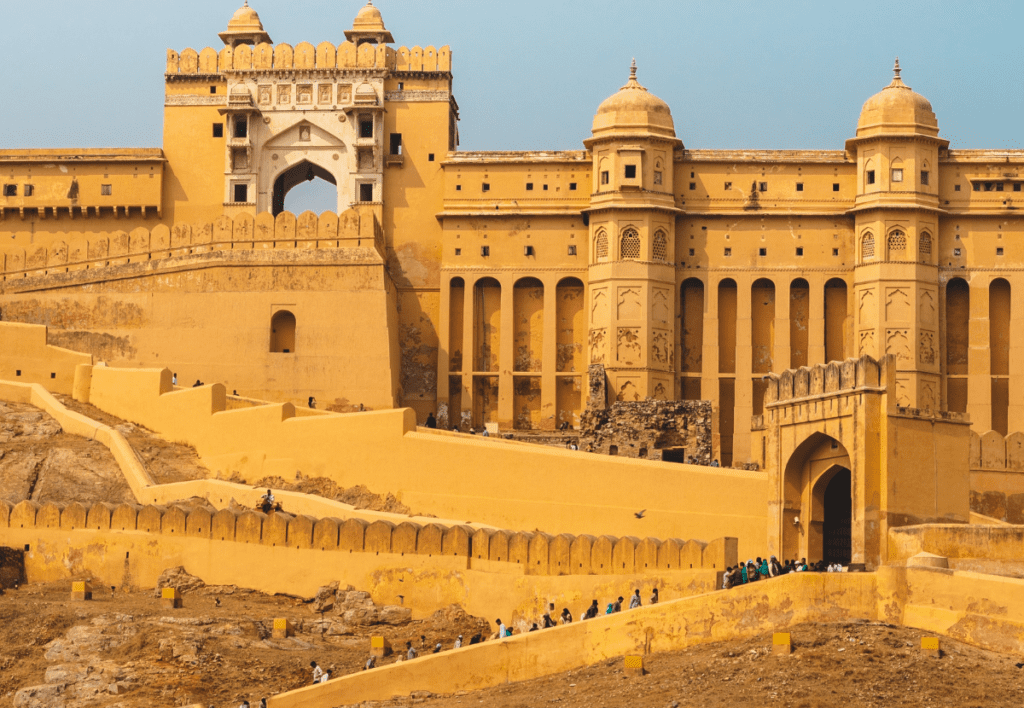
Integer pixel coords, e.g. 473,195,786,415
364,656,376,670
310,661,322,684
454,634,463,649
320,668,331,683
629,589,642,609
406,641,417,660
496,618,507,637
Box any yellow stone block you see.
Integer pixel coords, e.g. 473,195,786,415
370,636,392,657
772,632,792,655
70,581,91,601
272,618,292,639
623,654,645,676
160,587,183,608
921,636,940,657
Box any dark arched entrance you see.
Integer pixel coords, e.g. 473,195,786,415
821,467,851,564
272,161,337,216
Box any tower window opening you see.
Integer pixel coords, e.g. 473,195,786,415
867,170,875,185
620,228,641,260
234,117,247,139
482,183,490,192
832,248,839,256
689,182,696,190
654,171,662,185
270,310,296,353
888,231,906,251
862,233,875,259
689,248,695,256
101,184,112,196
23,185,33,197
759,248,767,256
454,248,461,256
997,247,1004,256
954,248,962,256
481,245,490,257
891,168,903,182
543,184,548,191
526,183,534,191
568,245,577,256
758,182,767,192
921,170,929,185
360,120,374,138
209,86,217,94
996,182,1005,192
796,183,804,191
569,182,577,190
595,229,609,260
601,171,610,185
524,245,535,256
389,133,403,155
724,248,732,256
973,182,981,191
955,184,961,191
428,153,435,162
833,183,840,191
2,185,16,197
724,182,732,190
1015,183,1022,192
233,184,248,203
359,183,373,202
213,123,224,138
653,231,668,261
796,247,804,256
624,165,637,179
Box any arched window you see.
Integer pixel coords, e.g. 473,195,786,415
620,228,640,260
595,229,609,260
888,230,906,252
652,230,668,261
861,233,875,260
919,232,932,257
270,310,296,353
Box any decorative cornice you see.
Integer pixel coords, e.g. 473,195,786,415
385,90,450,102
165,95,228,107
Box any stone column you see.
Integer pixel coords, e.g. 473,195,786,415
498,275,515,429
461,275,475,430
734,273,753,465
541,275,558,430
703,275,722,463
774,277,791,375
436,276,452,428
807,274,826,366
1009,275,1024,433
967,278,991,432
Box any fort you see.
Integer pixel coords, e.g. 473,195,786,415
1,2,1024,707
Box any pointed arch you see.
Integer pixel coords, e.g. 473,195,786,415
887,229,906,253
919,231,932,258
653,230,668,261
861,232,875,261
594,229,609,261
619,227,640,260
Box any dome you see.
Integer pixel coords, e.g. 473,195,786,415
591,61,676,140
227,2,265,32
856,59,938,137
345,1,394,45
353,2,385,30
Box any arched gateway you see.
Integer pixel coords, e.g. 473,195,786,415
756,355,971,570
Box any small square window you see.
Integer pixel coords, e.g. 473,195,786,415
524,245,535,256
455,184,462,191
601,171,610,185
2,184,16,197
213,123,224,138
796,183,804,192
973,183,981,191
454,248,462,256
624,165,637,179
1015,184,1022,192
50,372,56,379
526,183,534,191
23,184,33,197
759,248,767,256
233,183,248,202
832,248,839,256
724,247,732,257
234,117,248,139
209,86,217,94
689,182,696,190
833,183,840,191
389,133,403,155
867,170,876,185
955,184,961,191
15,370,21,376
724,182,732,190
997,247,1005,256
428,153,435,162
653,171,662,185
101,184,112,196
568,245,577,256
482,183,490,192
543,184,548,191
481,245,490,257
569,182,577,191
398,82,404,90
921,170,929,185
360,120,374,138
891,168,903,182
688,248,695,256
796,247,804,256
997,183,1005,192
758,182,767,192
954,248,962,256
359,183,373,202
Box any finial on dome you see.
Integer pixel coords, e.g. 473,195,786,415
893,57,901,79
630,58,637,80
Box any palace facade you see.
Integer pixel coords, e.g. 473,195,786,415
2,3,1022,465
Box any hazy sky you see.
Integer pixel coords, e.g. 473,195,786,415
1,1,1022,210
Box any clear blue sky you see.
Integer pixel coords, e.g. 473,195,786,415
1,0,1022,209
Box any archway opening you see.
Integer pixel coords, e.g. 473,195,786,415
780,432,851,563
821,467,852,565
272,161,338,216
270,310,296,353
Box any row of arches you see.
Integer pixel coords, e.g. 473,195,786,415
594,228,669,263
861,230,931,262
946,276,1011,434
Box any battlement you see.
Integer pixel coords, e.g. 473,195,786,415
0,499,735,577
166,43,452,76
0,207,383,284
969,429,1024,471
763,355,892,407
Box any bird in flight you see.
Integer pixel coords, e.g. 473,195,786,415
634,510,646,519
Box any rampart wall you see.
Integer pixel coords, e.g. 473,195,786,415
80,365,770,559
0,208,383,283
266,566,1024,708
0,323,92,395
968,429,1024,523
889,523,1024,577
166,43,451,76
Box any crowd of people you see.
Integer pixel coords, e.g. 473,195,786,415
722,555,845,588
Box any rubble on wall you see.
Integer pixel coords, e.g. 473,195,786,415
580,368,712,464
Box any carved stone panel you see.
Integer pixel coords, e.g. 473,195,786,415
651,329,672,368
617,287,641,320
885,328,911,363
296,84,313,105
258,85,272,105
616,379,640,402
919,290,936,327
885,287,911,322
918,330,936,365
278,84,292,105
591,288,608,323
895,376,911,407
858,288,876,326
617,328,642,365
318,83,333,105
652,288,670,325
338,84,352,103
589,328,607,364
858,329,875,357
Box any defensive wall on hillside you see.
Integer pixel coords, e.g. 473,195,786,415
0,498,732,626
968,429,1024,523
265,566,1024,708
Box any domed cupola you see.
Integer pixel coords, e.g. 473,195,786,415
855,58,939,139
590,60,676,141
345,1,395,46
219,1,272,47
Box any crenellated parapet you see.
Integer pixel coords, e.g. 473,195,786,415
165,44,452,76
0,498,737,577
0,207,383,283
